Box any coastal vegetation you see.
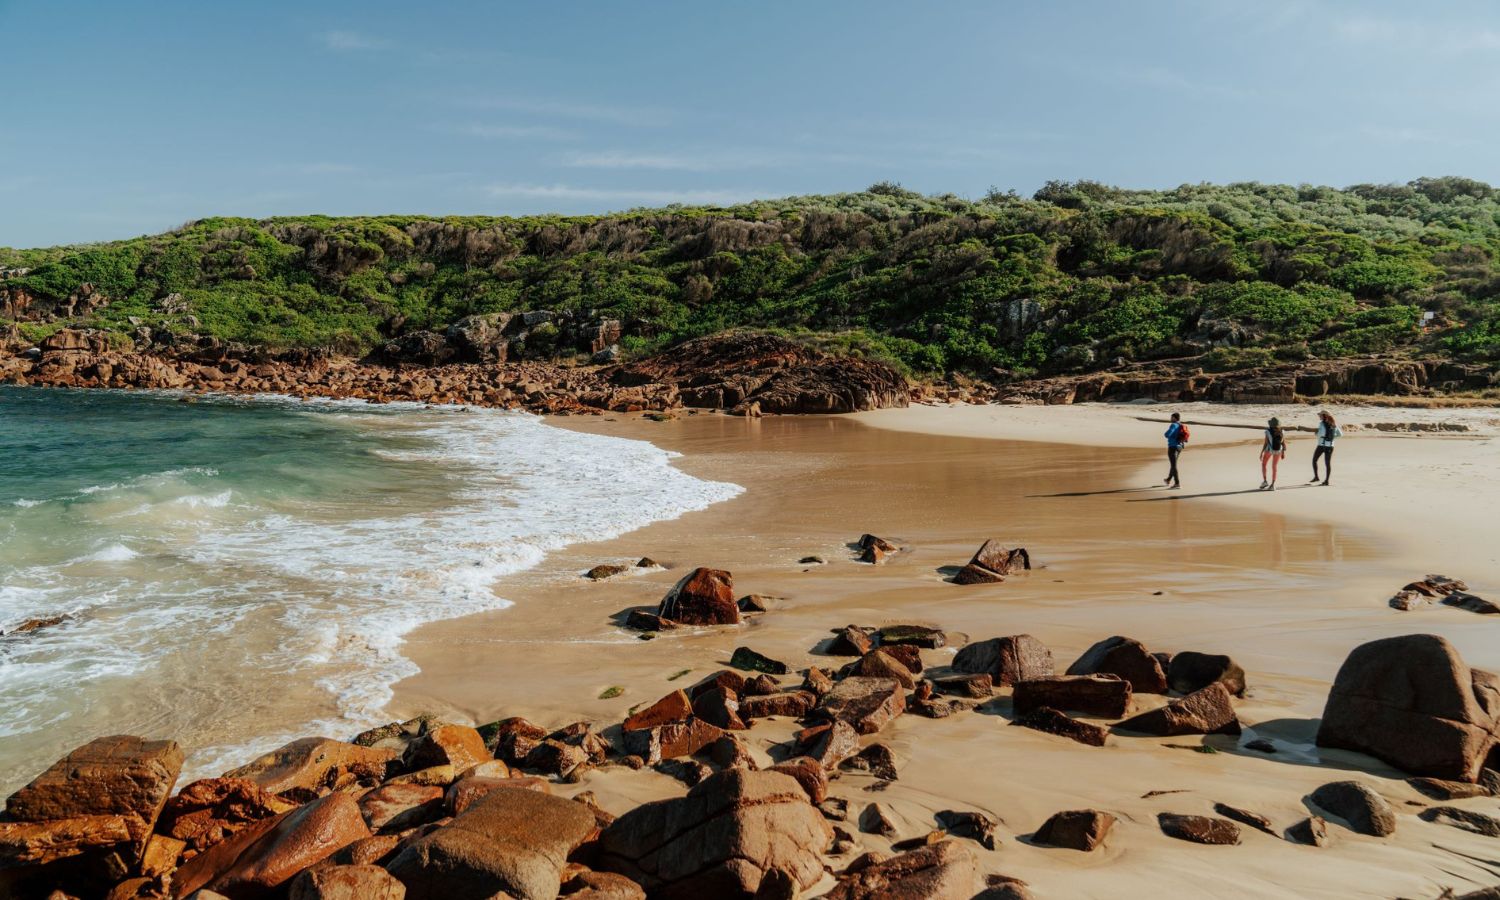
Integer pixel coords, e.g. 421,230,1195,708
3,177,1498,376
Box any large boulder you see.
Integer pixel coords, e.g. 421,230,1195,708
180,792,371,898
598,769,832,900
657,568,740,626
823,840,980,900
386,787,598,900
952,635,1054,686
1112,683,1240,736
1065,636,1168,694
1316,634,1500,782
1,735,183,871
816,677,906,735
445,313,512,363
223,737,395,795
400,724,491,774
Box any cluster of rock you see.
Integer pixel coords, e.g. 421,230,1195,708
0,331,910,417
1389,574,1495,614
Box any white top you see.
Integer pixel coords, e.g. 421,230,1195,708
1317,422,1342,447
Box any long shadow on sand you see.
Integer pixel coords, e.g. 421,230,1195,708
1127,484,1314,502
1028,486,1165,498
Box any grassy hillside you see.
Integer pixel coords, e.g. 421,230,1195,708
3,177,1498,376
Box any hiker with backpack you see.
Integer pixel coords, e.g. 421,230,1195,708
1310,411,1341,486
1163,413,1189,489
1260,417,1287,490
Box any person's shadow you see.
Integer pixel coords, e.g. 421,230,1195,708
1128,485,1315,502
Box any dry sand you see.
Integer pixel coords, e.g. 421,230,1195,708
393,403,1500,899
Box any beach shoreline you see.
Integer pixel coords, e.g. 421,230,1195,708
383,401,1500,898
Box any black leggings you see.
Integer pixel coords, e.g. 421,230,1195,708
1166,447,1181,485
1312,445,1333,481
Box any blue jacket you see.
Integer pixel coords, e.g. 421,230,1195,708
1165,422,1186,449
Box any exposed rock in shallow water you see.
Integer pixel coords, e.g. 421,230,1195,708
1157,812,1241,845
1066,636,1168,694
952,635,1053,686
1113,682,1240,737
1167,651,1247,697
1013,675,1131,718
1012,707,1108,746
730,646,788,675
816,677,906,735
657,567,739,626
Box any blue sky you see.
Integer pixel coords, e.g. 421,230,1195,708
2,0,1498,247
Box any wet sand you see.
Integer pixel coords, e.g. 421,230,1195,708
394,406,1500,898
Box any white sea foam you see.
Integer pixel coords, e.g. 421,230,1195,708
0,399,741,787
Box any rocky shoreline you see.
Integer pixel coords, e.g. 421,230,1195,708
5,548,1500,899
3,324,1493,417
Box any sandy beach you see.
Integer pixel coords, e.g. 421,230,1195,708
388,402,1500,898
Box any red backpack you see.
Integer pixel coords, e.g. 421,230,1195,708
1178,424,1191,444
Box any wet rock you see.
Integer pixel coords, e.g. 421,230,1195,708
1032,809,1115,851
1316,634,1500,782
387,787,597,900
624,609,676,632
858,534,897,555
843,744,899,781
585,564,629,581
223,737,394,795
907,681,961,719
1308,781,1397,836
598,769,833,900
1420,806,1500,837
1066,636,1168,694
823,840,980,900
1212,803,1276,836
657,567,740,626
952,635,1054,686
880,643,923,674
624,690,694,731
740,691,817,720
288,863,406,900
692,687,748,731
934,810,998,851
730,646,789,675
767,758,828,804
1013,675,1131,718
1168,652,1247,697
1446,592,1500,615
524,739,590,777
798,556,826,565
1157,813,1241,845
185,793,371,898
401,724,491,774
636,557,661,569
1244,738,1276,753
352,716,440,753
1011,708,1108,747
828,626,875,657
970,540,1031,576
359,784,445,833
952,563,1005,585
1113,683,1240,737
929,674,993,698
738,595,772,613
1286,815,1329,846
851,650,916,689
0,815,135,870
859,803,899,837
817,677,906,735
876,625,946,649
622,719,727,766
479,717,548,763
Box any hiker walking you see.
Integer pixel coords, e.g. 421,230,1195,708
1163,413,1188,489
1310,411,1341,485
1260,417,1287,490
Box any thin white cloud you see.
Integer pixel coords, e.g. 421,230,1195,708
458,96,670,126
484,183,770,206
460,123,578,141
323,30,391,52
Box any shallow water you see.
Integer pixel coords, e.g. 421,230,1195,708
0,387,739,791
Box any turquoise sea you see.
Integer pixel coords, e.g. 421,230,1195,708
0,386,739,792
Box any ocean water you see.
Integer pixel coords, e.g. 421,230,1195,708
0,386,740,792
